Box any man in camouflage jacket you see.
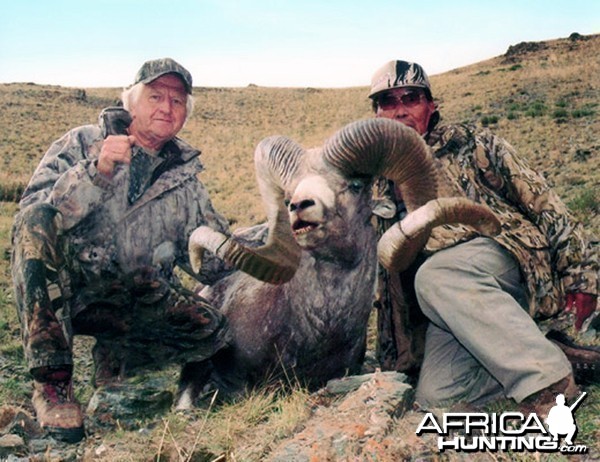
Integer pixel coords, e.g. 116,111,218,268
11,58,232,442
369,60,598,411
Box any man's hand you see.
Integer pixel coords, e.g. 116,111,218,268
97,134,136,177
564,292,598,331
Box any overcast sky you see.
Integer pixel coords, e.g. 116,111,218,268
1,0,598,89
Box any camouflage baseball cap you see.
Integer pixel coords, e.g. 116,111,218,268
134,58,193,94
369,60,432,99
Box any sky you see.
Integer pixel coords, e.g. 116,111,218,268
1,0,598,89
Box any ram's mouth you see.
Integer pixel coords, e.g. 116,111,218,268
292,219,319,236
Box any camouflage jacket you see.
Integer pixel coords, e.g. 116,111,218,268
374,123,598,371
17,111,231,315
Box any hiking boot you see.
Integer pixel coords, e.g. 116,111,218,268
519,373,579,419
546,329,600,385
31,367,85,443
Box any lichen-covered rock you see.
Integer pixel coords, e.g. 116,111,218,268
86,376,174,431
269,371,414,461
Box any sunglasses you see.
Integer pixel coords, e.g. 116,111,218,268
377,90,426,111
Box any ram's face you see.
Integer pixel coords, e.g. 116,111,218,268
286,160,372,258
286,174,330,248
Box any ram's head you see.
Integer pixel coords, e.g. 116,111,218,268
189,118,500,284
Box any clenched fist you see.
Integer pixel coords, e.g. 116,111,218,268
97,134,137,177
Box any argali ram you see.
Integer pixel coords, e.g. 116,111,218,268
177,118,500,407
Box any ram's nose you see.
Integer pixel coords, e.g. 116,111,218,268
290,175,335,213
289,198,316,212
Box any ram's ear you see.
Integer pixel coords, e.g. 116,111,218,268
371,197,397,219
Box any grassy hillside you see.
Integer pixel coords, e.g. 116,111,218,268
2,34,597,231
0,32,598,460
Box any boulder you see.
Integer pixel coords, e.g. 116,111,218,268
269,371,414,461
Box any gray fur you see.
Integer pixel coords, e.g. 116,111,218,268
199,151,377,396
178,119,436,405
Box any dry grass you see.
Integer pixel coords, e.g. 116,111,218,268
0,33,598,460
84,386,312,461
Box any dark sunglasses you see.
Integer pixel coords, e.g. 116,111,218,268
377,90,426,111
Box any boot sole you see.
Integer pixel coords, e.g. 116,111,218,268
45,425,85,444
546,329,600,385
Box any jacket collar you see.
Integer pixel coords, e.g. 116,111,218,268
123,138,203,216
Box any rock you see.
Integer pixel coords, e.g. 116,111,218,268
28,438,51,454
95,443,108,457
505,41,548,58
2,410,43,442
569,32,588,42
0,406,14,429
268,371,414,461
86,376,174,431
325,371,407,395
0,406,43,443
0,434,26,458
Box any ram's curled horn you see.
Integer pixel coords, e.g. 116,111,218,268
323,118,438,210
188,136,304,285
378,197,502,272
322,118,501,272
322,118,438,267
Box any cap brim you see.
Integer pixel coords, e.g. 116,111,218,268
368,84,431,100
139,71,192,94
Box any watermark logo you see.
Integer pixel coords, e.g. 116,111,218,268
416,392,588,454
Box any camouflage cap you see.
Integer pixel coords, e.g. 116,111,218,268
134,58,193,94
369,60,432,99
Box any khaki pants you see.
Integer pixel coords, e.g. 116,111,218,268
414,237,571,407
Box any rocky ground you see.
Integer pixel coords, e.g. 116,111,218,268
1,364,598,461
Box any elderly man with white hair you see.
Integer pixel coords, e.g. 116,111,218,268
11,58,232,442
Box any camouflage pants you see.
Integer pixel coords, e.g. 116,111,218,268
11,203,231,377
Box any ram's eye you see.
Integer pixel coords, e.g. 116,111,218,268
284,199,291,208
348,178,366,193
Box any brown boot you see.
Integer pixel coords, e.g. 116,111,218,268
546,329,600,385
519,373,580,419
31,367,85,443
